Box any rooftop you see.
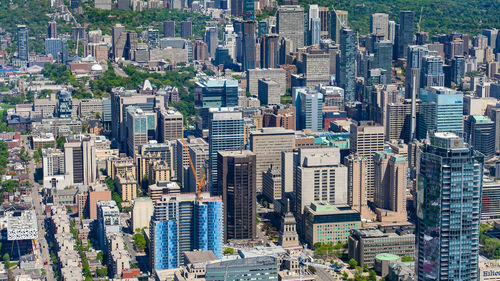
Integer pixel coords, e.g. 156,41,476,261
376,253,400,261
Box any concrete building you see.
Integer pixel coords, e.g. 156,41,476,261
258,78,281,105
250,127,295,193
217,150,256,242
246,68,286,96
349,121,385,201
294,87,323,132
303,203,361,246
371,13,389,40
131,197,153,231
195,77,238,108
158,109,183,142
374,152,408,223
97,200,121,250
262,166,282,203
64,136,97,186
348,225,415,267
345,154,370,220
481,180,500,221
115,172,138,202
465,115,496,160
277,6,305,50
301,52,330,86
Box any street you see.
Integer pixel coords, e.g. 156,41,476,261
315,267,339,281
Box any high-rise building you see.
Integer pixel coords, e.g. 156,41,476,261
349,121,385,201
417,132,484,281
417,86,463,139
318,7,329,39
373,152,408,223
241,21,256,70
163,21,175,38
217,150,256,242
258,78,281,105
64,136,97,186
149,193,223,271
371,13,389,40
97,200,121,250
147,29,160,48
95,0,112,9
17,25,29,61
482,28,498,51
246,68,286,96
204,27,218,58
249,127,295,193
48,21,57,38
339,27,356,103
231,0,255,20
345,154,370,219
277,5,305,50
451,55,465,85
386,100,421,143
421,55,445,88
294,148,348,234
208,108,244,193
405,45,430,99
373,40,393,81
194,77,238,108
126,107,156,156
310,17,321,45
112,24,126,59
57,90,72,118
45,38,68,63
262,166,282,203
465,115,496,160
396,11,414,58
158,109,183,142
301,52,330,86
181,21,192,39
330,10,348,43
131,197,153,231
293,87,323,132
261,34,280,68
491,106,500,154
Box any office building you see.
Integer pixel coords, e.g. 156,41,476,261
417,86,463,139
137,142,175,184
310,17,321,45
345,154,370,220
206,256,278,281
131,197,153,231
466,115,496,160
339,27,356,103
481,181,500,221
371,13,389,39
451,55,465,85
241,21,256,70
302,52,330,86
304,203,361,246
491,106,500,154
204,27,218,58
97,201,121,250
88,189,112,219
163,21,175,37
195,77,238,108
158,109,183,142
349,121,385,201
262,166,282,203
294,87,323,132
126,107,156,156
261,34,280,68
115,172,137,202
17,25,29,61
247,68,286,96
405,45,430,99
48,21,57,38
373,152,408,223
57,90,72,118
208,108,244,192
294,148,348,231
277,5,305,50
217,150,256,242
417,132,484,281
330,10,348,43
349,225,415,267
181,21,192,38
396,11,414,58
374,40,393,81
64,136,97,186
149,193,223,271
175,137,208,192
258,79,281,105
250,127,295,193
95,0,111,9
231,0,254,20
421,56,445,88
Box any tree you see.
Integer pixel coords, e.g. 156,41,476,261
223,248,234,255
19,146,30,164
56,136,66,149
96,266,108,277
133,233,147,251
349,258,358,269
368,269,377,281
401,256,414,262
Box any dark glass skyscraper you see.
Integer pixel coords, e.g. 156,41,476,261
374,40,393,81
417,132,483,281
339,27,356,103
397,11,414,58
451,55,465,85
421,55,445,88
242,21,256,71
17,25,29,62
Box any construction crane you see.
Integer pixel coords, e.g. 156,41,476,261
417,7,424,32
180,136,206,200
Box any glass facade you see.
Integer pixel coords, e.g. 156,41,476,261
417,133,483,281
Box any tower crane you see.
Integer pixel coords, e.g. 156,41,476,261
180,136,206,200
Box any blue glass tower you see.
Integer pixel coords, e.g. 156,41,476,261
150,193,223,272
310,18,321,45
293,87,323,132
417,132,483,281
339,27,356,103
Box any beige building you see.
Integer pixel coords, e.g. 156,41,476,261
374,152,408,223
149,160,171,184
78,99,103,118
136,142,175,185
64,136,97,185
345,154,370,220
158,109,183,142
116,172,138,202
250,127,295,193
131,197,153,231
107,157,136,181
262,166,282,203
350,121,385,201
149,181,181,202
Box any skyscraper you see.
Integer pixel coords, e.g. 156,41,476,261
241,21,256,70
406,45,430,99
294,87,323,132
163,21,175,38
17,25,29,61
217,150,256,242
421,55,445,88
465,115,496,160
277,5,305,50
208,108,244,193
370,13,389,40
149,193,223,271
48,21,57,38
112,24,126,59
373,40,393,81
396,11,414,58
345,154,370,219
339,27,356,103
64,136,97,186
231,0,255,20
126,107,156,156
261,34,280,68
158,109,183,142
451,55,465,85
417,86,463,139
147,29,159,48
417,132,484,281
181,21,192,39
330,10,348,43
310,17,321,45
349,121,385,202
194,77,239,108
204,27,218,58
